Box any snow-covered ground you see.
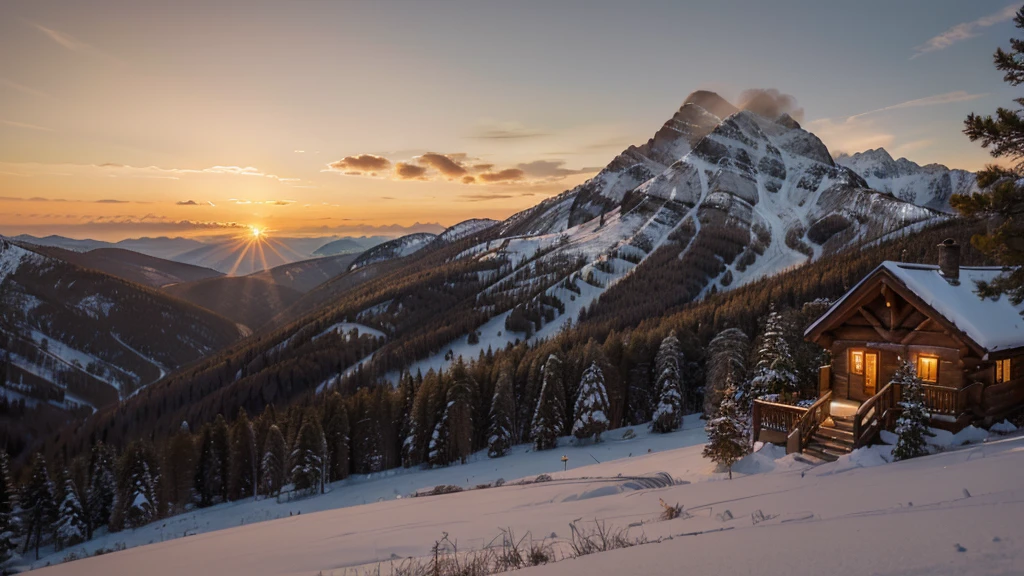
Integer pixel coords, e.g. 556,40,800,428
25,417,1023,575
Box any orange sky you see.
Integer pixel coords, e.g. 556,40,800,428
1,2,1016,241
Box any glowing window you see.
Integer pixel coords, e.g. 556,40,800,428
996,359,1012,384
851,350,864,375
918,356,939,383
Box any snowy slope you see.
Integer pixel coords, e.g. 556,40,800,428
349,233,438,270
835,148,978,213
28,421,1023,575
435,218,499,244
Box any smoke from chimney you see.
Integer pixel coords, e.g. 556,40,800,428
736,89,804,123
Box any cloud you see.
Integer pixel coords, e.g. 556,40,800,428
326,154,392,174
34,24,89,52
287,221,446,235
472,164,494,172
176,200,199,206
1,119,54,132
736,89,804,123
459,194,515,202
395,162,429,180
478,168,524,183
912,4,1019,59
0,195,144,204
416,153,468,178
95,199,128,204
516,160,599,180
808,90,989,156
846,90,986,120
470,121,549,140
227,199,295,206
461,176,476,184
0,78,56,101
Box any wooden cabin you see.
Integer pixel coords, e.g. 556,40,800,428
753,239,1023,460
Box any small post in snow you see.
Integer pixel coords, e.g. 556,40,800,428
561,455,568,471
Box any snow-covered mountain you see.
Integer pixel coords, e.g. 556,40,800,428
0,237,240,413
835,148,977,213
436,219,498,244
260,92,945,386
349,232,438,270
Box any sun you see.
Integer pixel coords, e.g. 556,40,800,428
250,226,263,239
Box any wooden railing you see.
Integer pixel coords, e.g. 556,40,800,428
921,384,960,416
751,400,806,445
853,382,897,449
785,390,833,454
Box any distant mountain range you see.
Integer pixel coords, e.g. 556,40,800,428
835,148,978,213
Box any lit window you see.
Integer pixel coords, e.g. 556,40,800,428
918,356,939,383
851,350,864,375
996,359,1012,384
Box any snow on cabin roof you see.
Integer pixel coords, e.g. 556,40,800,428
806,261,1024,354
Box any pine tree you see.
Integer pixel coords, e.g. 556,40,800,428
114,440,158,531
21,454,56,560
260,424,287,496
572,362,610,442
651,331,684,433
955,6,1024,307
322,392,351,482
429,372,474,467
291,415,326,495
211,414,231,503
86,442,116,536
702,384,749,479
0,451,17,563
163,422,196,515
746,306,798,406
704,328,750,419
228,408,257,501
892,359,932,461
487,366,516,458
531,373,561,451
195,418,228,507
53,474,86,550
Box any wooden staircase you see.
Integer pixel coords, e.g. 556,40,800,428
803,414,856,462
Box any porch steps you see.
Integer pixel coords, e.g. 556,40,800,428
804,415,856,462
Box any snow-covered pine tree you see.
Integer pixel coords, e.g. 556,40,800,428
322,391,351,482
531,356,564,451
487,366,516,458
0,451,18,563
543,355,567,433
291,416,326,495
746,305,798,407
572,362,610,442
395,373,416,467
702,384,749,479
704,328,750,419
20,454,56,559
53,474,86,550
260,424,287,496
651,331,684,433
86,442,116,536
163,422,196,515
892,359,932,461
228,408,257,501
114,440,158,531
446,365,474,465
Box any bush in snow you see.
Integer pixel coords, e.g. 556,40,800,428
745,305,798,409
572,362,610,443
892,359,932,461
488,366,516,458
702,384,749,479
650,332,684,433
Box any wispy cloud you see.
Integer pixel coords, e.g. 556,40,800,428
1,119,54,132
34,24,90,52
846,91,986,121
0,78,56,101
912,4,1019,59
469,120,549,140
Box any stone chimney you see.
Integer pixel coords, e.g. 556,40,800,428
937,238,960,284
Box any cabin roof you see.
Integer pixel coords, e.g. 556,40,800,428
805,262,1024,355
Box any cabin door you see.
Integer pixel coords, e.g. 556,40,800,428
864,352,878,396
